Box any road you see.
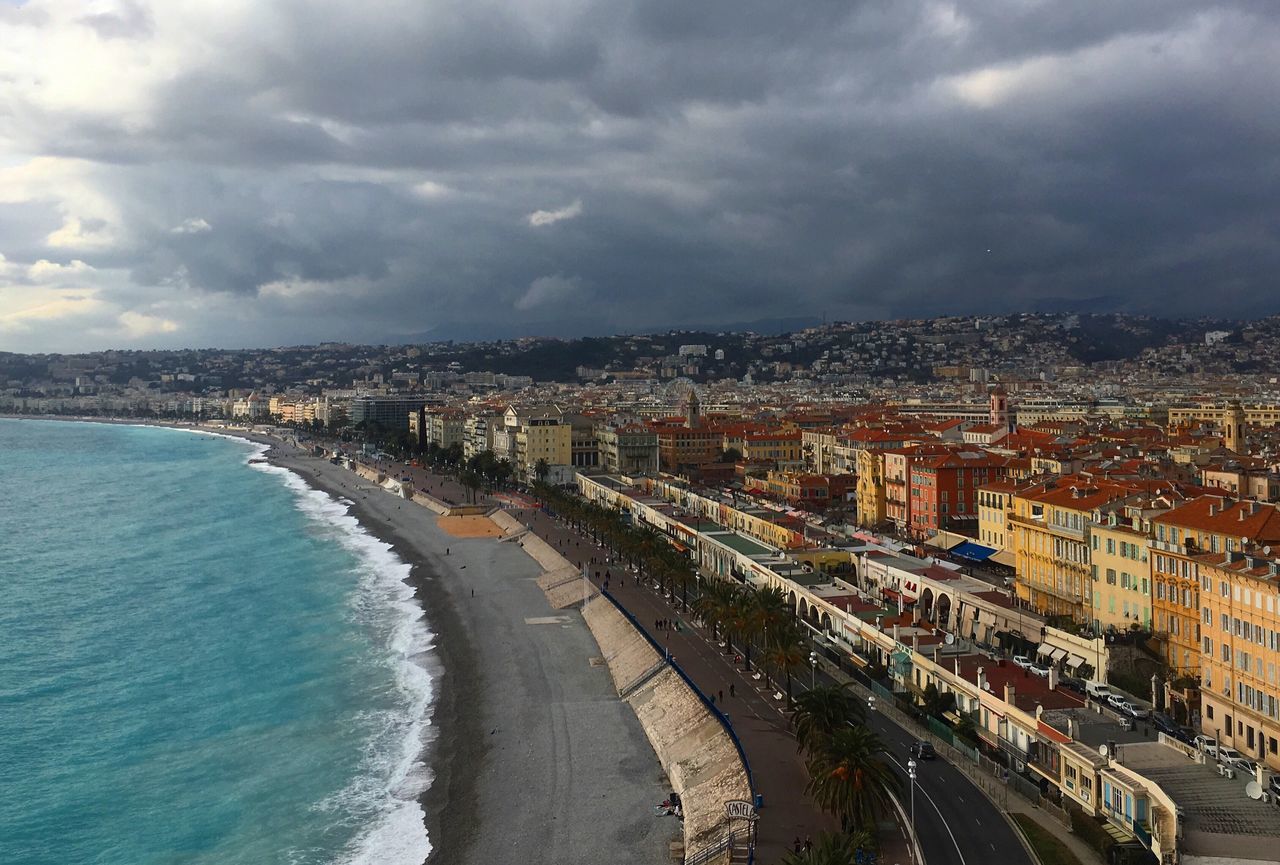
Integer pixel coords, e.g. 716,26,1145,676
800,664,1031,865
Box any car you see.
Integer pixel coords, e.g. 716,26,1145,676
1227,756,1258,775
1012,655,1033,669
1217,747,1245,766
1151,712,1178,736
1174,726,1197,745
1194,735,1218,756
1059,676,1087,695
1112,699,1149,720
1085,681,1113,699
1029,664,1051,678
909,741,936,761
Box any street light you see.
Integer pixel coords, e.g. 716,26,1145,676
809,651,819,689
907,758,918,838
867,694,877,713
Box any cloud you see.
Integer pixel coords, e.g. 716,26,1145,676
0,1,1278,350
514,273,583,310
170,217,212,234
527,199,583,227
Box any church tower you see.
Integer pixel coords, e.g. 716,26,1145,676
684,389,701,429
989,385,1010,433
1225,401,1246,453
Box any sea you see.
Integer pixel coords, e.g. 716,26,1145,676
0,419,436,865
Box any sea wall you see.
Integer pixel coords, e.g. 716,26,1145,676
354,464,382,484
581,596,750,861
412,492,450,515
490,509,526,536
505,527,749,863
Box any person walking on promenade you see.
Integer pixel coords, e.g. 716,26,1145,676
793,838,802,854
729,683,735,698
718,690,724,702
804,836,812,853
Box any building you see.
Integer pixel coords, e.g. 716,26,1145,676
1012,479,1135,621
504,405,571,480
1197,546,1280,770
597,424,660,475
351,395,428,433
1152,497,1280,678
907,451,1007,537
463,413,500,458
1088,504,1157,634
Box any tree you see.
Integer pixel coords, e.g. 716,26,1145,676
790,684,865,755
920,683,955,719
534,457,551,484
764,618,807,705
805,726,901,832
459,469,482,503
720,447,742,463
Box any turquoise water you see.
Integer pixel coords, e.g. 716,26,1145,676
0,420,434,865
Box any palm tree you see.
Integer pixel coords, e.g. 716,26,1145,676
534,457,550,484
790,684,865,755
765,618,808,705
742,586,792,673
692,578,741,644
805,726,901,832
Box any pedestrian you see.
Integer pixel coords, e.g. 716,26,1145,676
729,683,735,698
446,548,450,556
718,690,724,702
794,837,802,854
804,837,812,853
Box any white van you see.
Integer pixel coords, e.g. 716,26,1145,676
1085,681,1112,699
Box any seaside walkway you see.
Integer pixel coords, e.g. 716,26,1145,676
347,456,911,865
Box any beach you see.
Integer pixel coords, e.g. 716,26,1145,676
262,440,676,865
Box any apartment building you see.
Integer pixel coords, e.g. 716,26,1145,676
1012,479,1135,621
1088,506,1155,633
907,451,1007,537
596,424,659,475
1197,549,1280,770
1152,497,1280,678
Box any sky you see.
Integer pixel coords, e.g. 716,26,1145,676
1,0,1278,353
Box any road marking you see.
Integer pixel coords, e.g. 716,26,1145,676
887,753,967,865
524,616,570,624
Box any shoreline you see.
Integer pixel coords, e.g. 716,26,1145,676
7,415,676,865
241,435,482,865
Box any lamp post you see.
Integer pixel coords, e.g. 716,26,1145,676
907,758,918,838
809,651,819,689
868,694,877,714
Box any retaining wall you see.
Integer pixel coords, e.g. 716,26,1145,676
411,492,449,515
581,596,750,861
490,509,526,536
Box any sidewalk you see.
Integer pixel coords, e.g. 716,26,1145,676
515,504,922,865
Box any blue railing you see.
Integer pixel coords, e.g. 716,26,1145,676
600,587,758,798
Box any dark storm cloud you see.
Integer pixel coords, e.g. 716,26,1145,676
3,0,1280,350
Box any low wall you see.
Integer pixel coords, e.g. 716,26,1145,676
354,464,383,483
582,595,750,862
519,532,577,573
411,492,449,515
490,509,526,536
546,578,595,610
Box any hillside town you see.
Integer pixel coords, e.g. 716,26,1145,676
9,314,1280,863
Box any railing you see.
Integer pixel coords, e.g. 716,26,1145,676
684,829,743,865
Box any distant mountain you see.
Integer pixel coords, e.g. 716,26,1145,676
387,314,821,345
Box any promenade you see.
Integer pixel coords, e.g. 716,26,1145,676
367,455,910,864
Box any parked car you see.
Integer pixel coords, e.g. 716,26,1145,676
1217,747,1245,766
1227,756,1258,775
1012,655,1033,669
1029,663,1051,678
909,741,936,761
1107,697,1149,719
1194,735,1218,756
1151,712,1178,736
1174,726,1196,745
1085,681,1113,699
1060,676,1087,695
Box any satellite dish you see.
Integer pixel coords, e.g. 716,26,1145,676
983,681,992,691
1098,744,1110,758
1265,546,1272,555
946,633,956,645
1246,781,1264,800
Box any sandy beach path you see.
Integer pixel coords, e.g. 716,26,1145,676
268,445,675,865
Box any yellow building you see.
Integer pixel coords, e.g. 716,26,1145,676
1152,496,1280,678
977,479,1019,551
1088,509,1154,633
1012,479,1134,621
1197,548,1280,770
856,448,886,528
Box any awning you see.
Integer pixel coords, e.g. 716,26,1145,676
1066,654,1087,669
1049,648,1068,662
925,530,968,551
951,541,997,562
989,550,1017,568
1036,642,1054,657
